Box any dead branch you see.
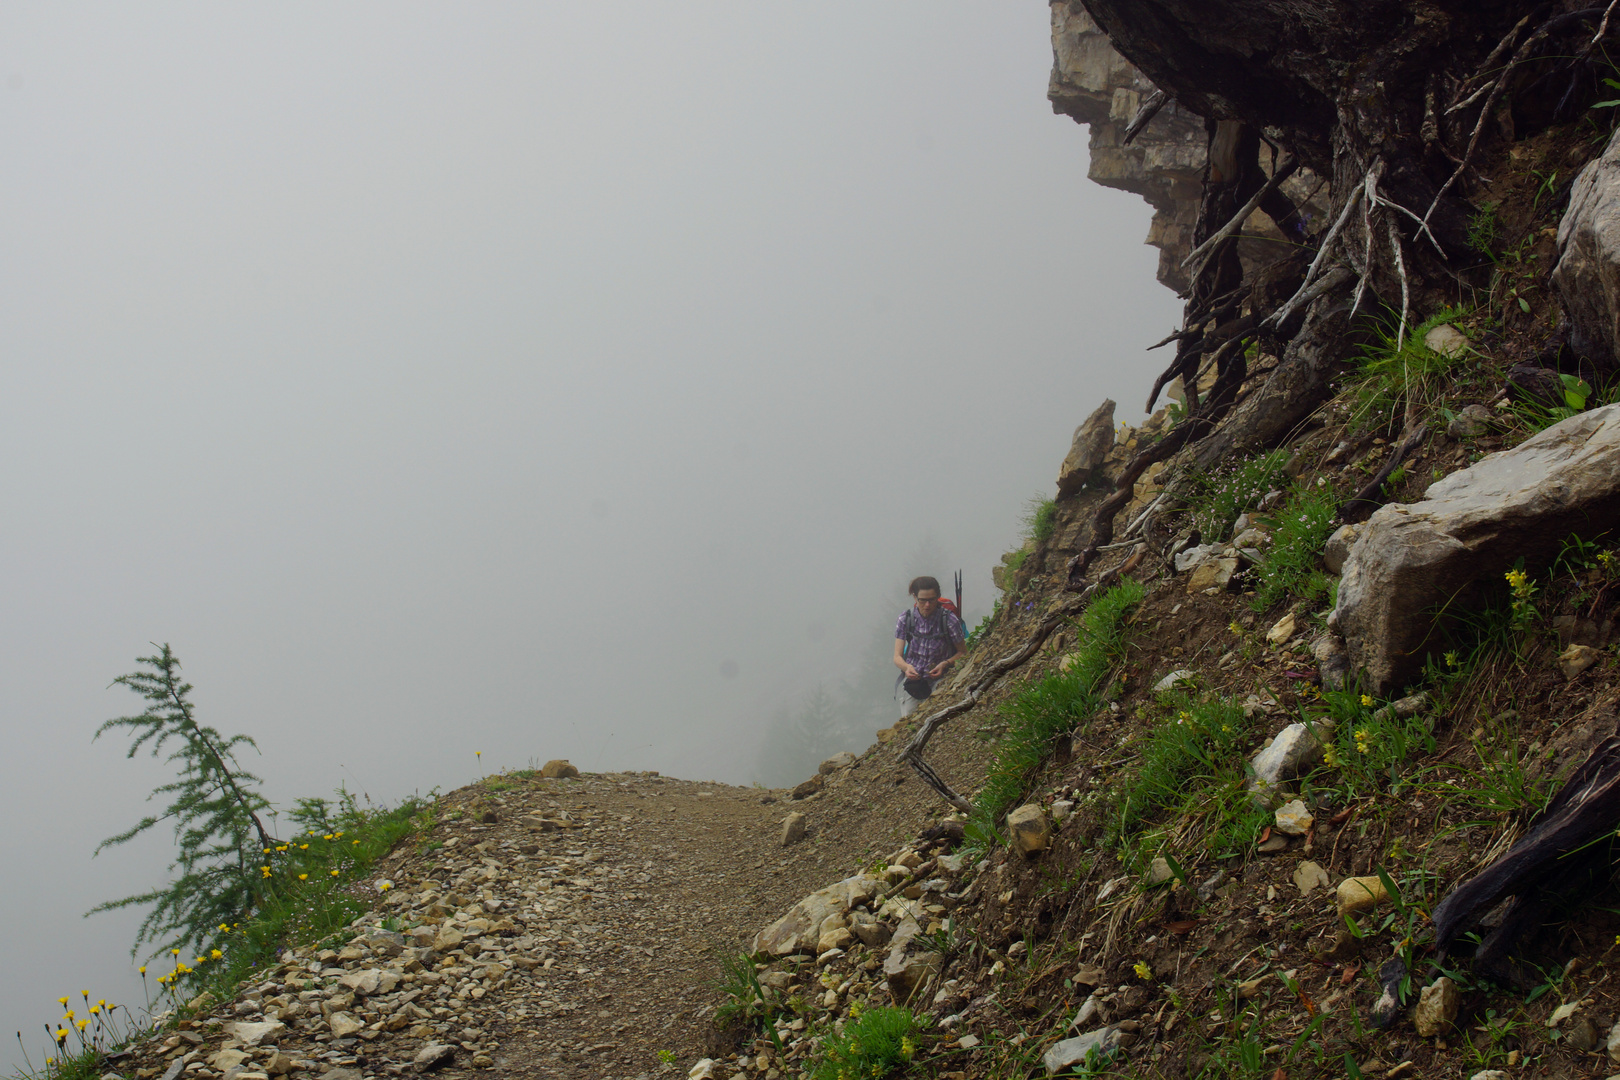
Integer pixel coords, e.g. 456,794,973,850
1432,735,1620,961
1122,89,1167,145
1181,153,1299,270
1446,14,1531,113
1340,417,1426,522
1265,181,1365,330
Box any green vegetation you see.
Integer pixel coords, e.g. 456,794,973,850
714,948,779,1038
1466,203,1501,261
967,579,1144,845
1105,690,1266,861
1306,688,1436,799
1512,371,1615,434
1352,308,1472,429
1187,450,1292,543
1251,481,1339,610
89,645,278,963
809,1005,923,1080
1023,495,1059,544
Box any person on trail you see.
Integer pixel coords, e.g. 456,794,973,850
893,576,967,717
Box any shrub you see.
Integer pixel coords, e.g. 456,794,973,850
1023,495,1060,544
810,1006,923,1080
1187,450,1292,543
1252,481,1339,610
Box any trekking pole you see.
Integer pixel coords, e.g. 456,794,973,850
955,569,963,628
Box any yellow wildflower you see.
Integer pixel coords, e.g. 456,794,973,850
1444,651,1460,668
1355,728,1372,754
1133,960,1153,981
1505,568,1528,590
1360,694,1374,707
211,949,223,960
137,967,146,976
331,869,340,877
57,997,67,1007
54,1030,67,1044
76,1020,88,1031
299,873,308,881
89,1006,99,1016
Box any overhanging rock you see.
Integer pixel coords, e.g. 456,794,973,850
1335,404,1620,694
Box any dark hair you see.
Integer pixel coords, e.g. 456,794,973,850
908,576,941,596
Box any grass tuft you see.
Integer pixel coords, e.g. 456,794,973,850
809,1006,924,1080
1252,481,1339,611
968,579,1144,845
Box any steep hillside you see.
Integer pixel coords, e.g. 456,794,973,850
64,4,1620,1080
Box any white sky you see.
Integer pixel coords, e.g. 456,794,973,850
0,3,1179,1062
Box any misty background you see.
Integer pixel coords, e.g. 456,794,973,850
0,3,1180,1066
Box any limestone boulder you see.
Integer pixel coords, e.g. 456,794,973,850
540,759,579,779
1334,404,1620,693
1554,128,1620,366
750,873,880,957
1057,399,1117,497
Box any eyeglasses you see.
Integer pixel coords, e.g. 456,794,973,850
914,595,940,605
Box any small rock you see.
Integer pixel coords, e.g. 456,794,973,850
327,1012,365,1038
1274,800,1313,836
1370,957,1407,1029
1186,557,1239,593
1173,544,1221,573
1043,1026,1124,1074
1605,1018,1620,1064
781,812,808,847
791,774,825,800
1547,1000,1581,1027
1266,613,1297,645
208,1050,249,1071
1292,860,1329,895
1007,804,1051,856
1336,875,1390,918
883,949,941,1005
1568,1014,1603,1052
1412,976,1459,1037
1323,524,1359,575
414,1044,455,1073
1250,721,1335,803
1447,403,1493,440
1152,669,1194,693
1469,1072,1510,1080
540,759,579,779
688,1060,718,1080
1559,643,1601,679
1425,323,1470,358
1050,799,1074,823
1145,857,1174,885
1313,632,1351,691
222,1020,285,1047
819,752,857,774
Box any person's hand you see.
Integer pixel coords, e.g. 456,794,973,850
928,661,950,678
903,663,920,679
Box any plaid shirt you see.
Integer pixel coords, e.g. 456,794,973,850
895,606,965,674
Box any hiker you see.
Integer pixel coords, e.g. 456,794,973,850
893,575,966,717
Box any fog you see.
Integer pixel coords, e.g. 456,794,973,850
0,3,1179,1066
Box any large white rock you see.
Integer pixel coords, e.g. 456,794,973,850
1335,404,1620,693
1554,128,1620,365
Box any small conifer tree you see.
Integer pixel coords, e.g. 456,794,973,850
89,644,278,959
